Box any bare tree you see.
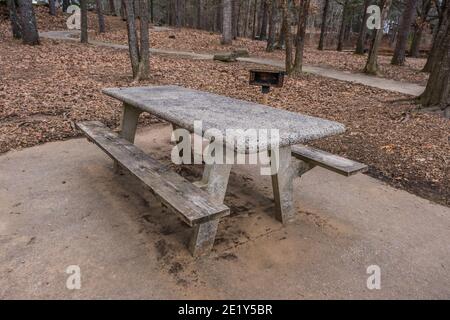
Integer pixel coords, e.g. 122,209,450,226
221,0,233,44
337,0,350,51
80,0,88,43
420,2,450,117
391,0,418,65
281,0,293,72
17,0,39,45
252,0,258,39
196,0,202,29
109,0,116,16
355,0,370,54
49,0,56,16
96,0,106,33
409,0,432,57
243,0,251,37
292,0,311,74
63,0,70,12
318,0,330,50
259,0,269,39
423,0,447,72
124,0,150,81
277,0,287,49
7,0,22,39
266,0,278,51
364,0,392,74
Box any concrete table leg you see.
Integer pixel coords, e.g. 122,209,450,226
114,103,142,172
270,146,295,224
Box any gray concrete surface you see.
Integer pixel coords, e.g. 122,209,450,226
1,124,449,299
39,31,425,96
103,85,345,151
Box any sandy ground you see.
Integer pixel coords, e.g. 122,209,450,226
1,124,449,299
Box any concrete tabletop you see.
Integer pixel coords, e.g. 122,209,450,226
103,85,345,152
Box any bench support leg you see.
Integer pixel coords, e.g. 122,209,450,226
270,146,295,224
189,220,220,257
114,103,142,172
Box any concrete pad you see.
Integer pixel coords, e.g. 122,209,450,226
0,124,449,299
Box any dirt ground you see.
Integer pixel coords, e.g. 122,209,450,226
0,8,448,207
1,126,449,299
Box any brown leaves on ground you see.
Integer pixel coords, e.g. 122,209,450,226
0,31,448,206
92,23,429,85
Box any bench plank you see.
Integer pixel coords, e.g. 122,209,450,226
77,121,229,226
291,145,368,176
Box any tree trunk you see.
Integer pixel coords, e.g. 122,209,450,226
391,0,418,65
277,5,286,49
409,0,431,57
96,0,106,33
231,0,238,38
80,0,88,43
243,0,251,37
266,0,277,51
120,0,126,20
259,0,269,40
355,0,370,54
109,0,116,15
63,0,70,12
136,0,150,80
318,0,329,50
236,0,242,37
49,0,56,16
409,27,423,57
252,0,258,39
364,0,392,74
17,0,39,45
420,5,450,117
124,0,140,77
122,0,150,81
150,0,154,23
221,0,232,44
215,0,222,32
337,0,349,51
423,0,448,72
281,0,293,73
7,0,22,39
196,0,202,29
292,0,310,74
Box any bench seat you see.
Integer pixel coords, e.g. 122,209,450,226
76,121,230,256
291,145,368,176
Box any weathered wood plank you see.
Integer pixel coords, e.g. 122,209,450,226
291,145,368,176
76,121,229,226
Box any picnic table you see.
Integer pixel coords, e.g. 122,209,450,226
77,85,366,256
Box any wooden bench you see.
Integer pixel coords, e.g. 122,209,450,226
76,121,230,257
291,145,368,177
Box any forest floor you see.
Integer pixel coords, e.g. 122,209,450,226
15,6,430,85
0,7,448,207
94,27,429,85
